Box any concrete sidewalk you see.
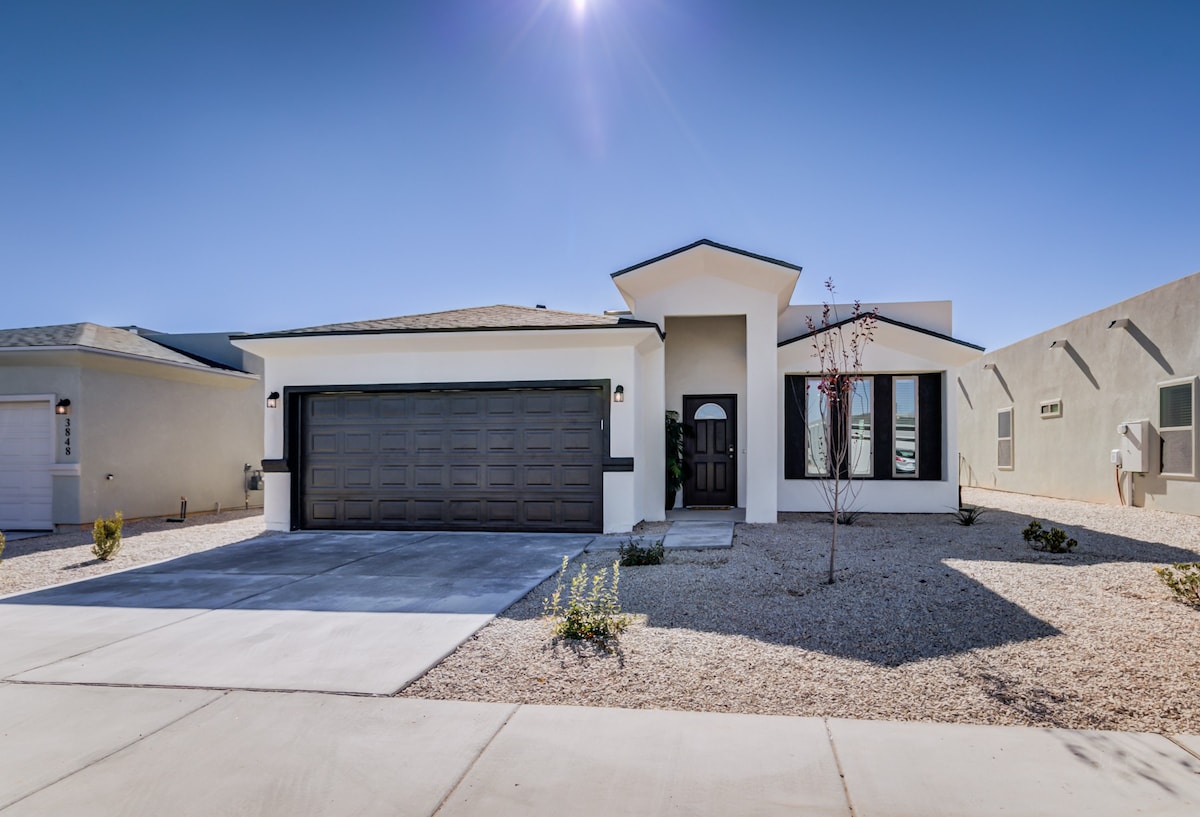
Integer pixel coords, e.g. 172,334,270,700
0,685,1195,816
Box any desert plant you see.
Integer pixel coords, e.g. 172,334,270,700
1155,563,1200,607
542,556,629,642
665,410,685,510
832,509,861,525
952,505,986,526
91,510,124,561
798,279,879,583
1021,519,1077,553
619,537,665,566
0,530,5,565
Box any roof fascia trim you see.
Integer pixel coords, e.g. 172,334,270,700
0,346,259,378
239,321,666,342
778,313,985,351
610,239,803,278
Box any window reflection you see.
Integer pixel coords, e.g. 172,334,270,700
894,378,917,477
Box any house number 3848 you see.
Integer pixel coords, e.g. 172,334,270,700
64,417,72,456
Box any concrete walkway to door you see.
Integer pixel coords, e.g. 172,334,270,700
0,530,592,695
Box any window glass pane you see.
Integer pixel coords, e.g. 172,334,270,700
1161,429,1193,475
894,377,917,476
998,409,1012,439
805,378,828,475
1160,384,1193,428
694,402,727,421
849,379,872,476
998,439,1013,469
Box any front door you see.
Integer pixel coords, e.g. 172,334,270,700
682,394,737,507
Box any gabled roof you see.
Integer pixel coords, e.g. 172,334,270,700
0,322,232,368
242,305,663,339
611,238,804,278
779,313,985,351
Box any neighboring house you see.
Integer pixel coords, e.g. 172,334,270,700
234,240,983,534
0,323,264,532
957,271,1200,515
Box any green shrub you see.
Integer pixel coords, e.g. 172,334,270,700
542,556,629,642
952,505,985,526
0,530,5,565
1156,563,1200,607
619,537,665,566
1021,519,1077,553
91,511,124,561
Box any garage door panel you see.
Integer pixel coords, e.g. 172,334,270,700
299,388,603,532
450,431,480,451
415,431,442,451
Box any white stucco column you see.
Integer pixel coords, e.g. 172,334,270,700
744,304,779,523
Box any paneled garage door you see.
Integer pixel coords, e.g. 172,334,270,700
0,401,54,531
298,387,604,532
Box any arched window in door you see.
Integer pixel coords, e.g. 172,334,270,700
694,402,727,421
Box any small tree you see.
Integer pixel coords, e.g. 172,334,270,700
801,279,877,583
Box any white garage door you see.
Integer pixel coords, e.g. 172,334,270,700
0,401,54,530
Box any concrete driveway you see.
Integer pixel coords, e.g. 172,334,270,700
0,530,590,694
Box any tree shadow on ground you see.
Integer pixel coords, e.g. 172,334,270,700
504,506,1199,667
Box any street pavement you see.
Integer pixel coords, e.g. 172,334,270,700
0,528,1195,815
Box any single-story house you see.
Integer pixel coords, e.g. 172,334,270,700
957,270,1199,515
235,240,983,534
0,323,264,532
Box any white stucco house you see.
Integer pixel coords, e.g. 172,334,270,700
0,323,264,532
235,240,982,534
957,270,1199,515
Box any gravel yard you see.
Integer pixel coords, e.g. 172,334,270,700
0,510,266,597
401,489,1200,733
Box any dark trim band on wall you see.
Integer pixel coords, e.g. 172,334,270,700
261,459,289,473
603,457,635,472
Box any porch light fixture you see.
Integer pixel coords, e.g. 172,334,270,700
267,391,280,409
613,385,625,403
1048,339,1068,350
1108,318,1130,330
55,398,71,415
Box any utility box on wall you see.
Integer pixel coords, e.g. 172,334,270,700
1117,420,1153,473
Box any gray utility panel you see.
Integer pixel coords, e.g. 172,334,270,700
298,387,604,532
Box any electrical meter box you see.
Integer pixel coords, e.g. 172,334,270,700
1116,420,1152,473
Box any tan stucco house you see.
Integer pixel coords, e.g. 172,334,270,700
235,240,983,534
0,323,264,532
957,271,1200,515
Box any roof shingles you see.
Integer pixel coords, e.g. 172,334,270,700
0,323,217,367
256,305,653,337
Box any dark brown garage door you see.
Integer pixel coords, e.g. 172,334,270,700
298,387,604,532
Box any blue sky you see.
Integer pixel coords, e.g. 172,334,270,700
2,0,1197,350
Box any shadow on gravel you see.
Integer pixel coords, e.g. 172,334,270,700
499,507,1200,667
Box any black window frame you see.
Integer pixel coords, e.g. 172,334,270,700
784,372,943,481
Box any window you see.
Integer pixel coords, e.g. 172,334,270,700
893,377,917,477
694,402,727,421
803,376,872,477
1159,378,1195,477
784,373,941,481
997,407,1014,470
1039,399,1062,419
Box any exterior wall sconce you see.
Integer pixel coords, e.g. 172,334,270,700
1048,339,1068,349
55,398,71,415
267,391,280,409
613,385,625,403
1108,318,1130,330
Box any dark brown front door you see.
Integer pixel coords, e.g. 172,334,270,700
682,394,736,507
